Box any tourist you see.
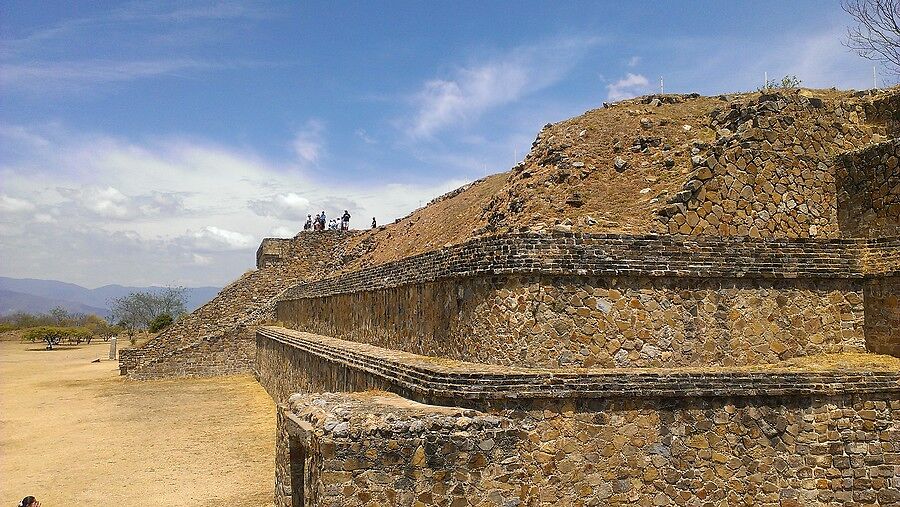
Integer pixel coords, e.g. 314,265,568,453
304,214,312,231
319,211,327,230
18,497,39,507
371,217,377,229
341,210,351,230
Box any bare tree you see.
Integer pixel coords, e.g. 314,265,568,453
843,0,900,73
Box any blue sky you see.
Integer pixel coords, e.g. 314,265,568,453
0,1,881,287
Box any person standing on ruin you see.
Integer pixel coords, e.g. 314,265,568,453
304,214,312,231
318,211,326,231
341,210,351,230
371,217,377,229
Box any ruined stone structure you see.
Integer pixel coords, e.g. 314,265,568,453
256,92,899,506
260,229,899,506
119,231,358,379
119,89,900,505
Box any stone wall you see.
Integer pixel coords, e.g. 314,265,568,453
282,234,876,301
866,276,900,358
655,92,889,238
264,330,900,506
278,276,866,369
836,139,900,238
276,233,898,367
120,231,356,378
277,392,900,507
255,327,900,407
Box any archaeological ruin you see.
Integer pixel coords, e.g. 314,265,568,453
121,88,900,506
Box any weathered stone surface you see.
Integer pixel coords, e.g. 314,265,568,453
263,335,900,507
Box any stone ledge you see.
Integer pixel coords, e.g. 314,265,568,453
281,233,900,300
258,326,900,400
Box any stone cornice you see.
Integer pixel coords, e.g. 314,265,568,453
281,233,900,300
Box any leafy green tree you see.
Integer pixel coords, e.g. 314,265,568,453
148,313,174,333
23,326,67,349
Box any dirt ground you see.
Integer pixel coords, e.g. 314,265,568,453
0,340,275,506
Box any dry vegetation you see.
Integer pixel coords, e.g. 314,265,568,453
0,341,275,506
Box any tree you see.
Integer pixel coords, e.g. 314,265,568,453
83,314,122,343
23,326,64,350
109,287,187,333
843,0,900,73
148,313,174,333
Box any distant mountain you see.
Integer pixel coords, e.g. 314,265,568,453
0,277,220,317
0,289,110,317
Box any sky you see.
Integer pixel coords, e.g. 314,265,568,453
0,0,883,288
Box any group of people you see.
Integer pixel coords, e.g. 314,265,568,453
303,210,379,231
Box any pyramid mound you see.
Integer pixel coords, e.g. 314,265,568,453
121,87,900,378
340,87,898,270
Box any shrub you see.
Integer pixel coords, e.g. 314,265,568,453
148,313,174,333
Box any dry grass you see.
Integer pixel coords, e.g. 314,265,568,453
0,340,275,506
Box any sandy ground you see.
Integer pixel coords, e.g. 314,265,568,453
0,340,275,506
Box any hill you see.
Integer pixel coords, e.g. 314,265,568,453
0,277,220,317
0,289,110,317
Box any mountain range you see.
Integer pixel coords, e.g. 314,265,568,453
0,276,220,318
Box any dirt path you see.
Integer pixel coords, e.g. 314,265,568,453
0,340,274,506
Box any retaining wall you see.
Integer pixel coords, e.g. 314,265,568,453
656,91,898,239
261,329,900,506
277,233,899,367
836,139,900,238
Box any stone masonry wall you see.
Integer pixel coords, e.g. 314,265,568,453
120,231,356,378
836,139,900,238
281,234,876,302
276,233,900,367
866,276,900,358
278,275,866,369
656,92,893,238
277,391,900,507
262,331,900,507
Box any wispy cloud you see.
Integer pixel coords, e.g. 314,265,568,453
292,120,325,166
606,72,649,101
403,37,603,138
0,1,276,93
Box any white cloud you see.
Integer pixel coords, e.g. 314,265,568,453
190,226,254,251
34,213,55,224
292,120,325,165
607,73,650,101
192,253,212,266
355,129,377,144
628,56,641,67
248,192,312,221
0,59,220,92
54,186,188,220
270,226,296,238
0,194,35,213
405,37,603,138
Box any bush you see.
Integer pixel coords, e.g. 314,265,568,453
148,313,174,333
759,75,802,92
